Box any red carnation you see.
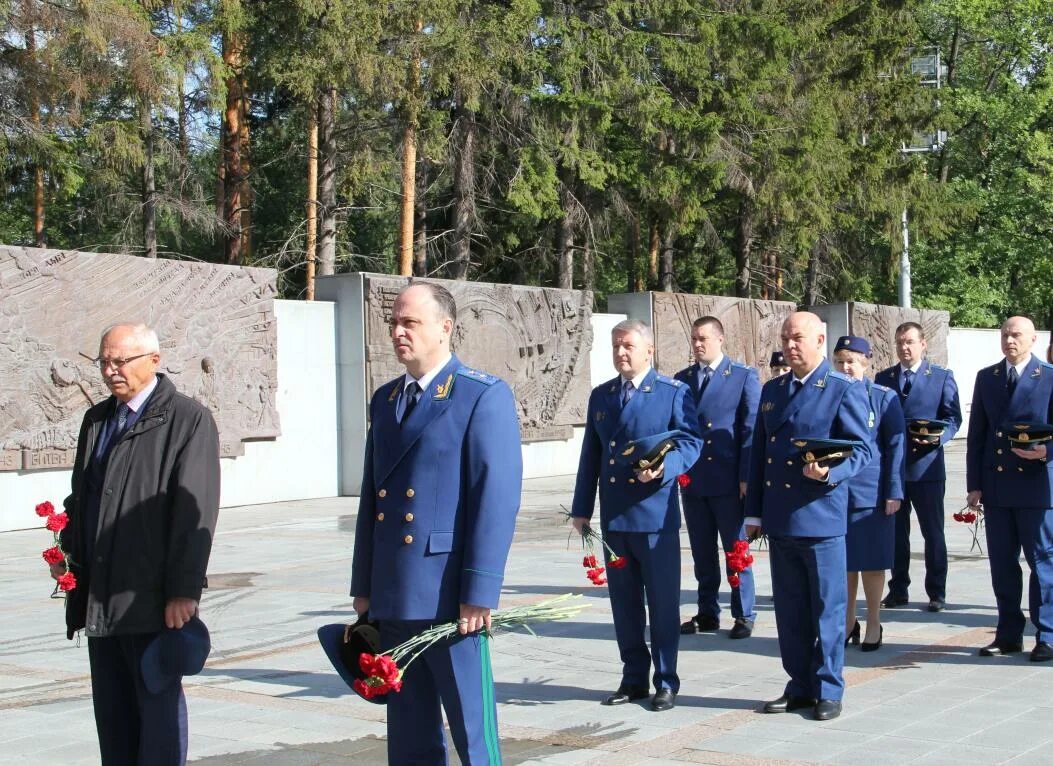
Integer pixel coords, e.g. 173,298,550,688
728,574,741,588
42,546,65,566
45,512,69,533
964,512,976,523
582,554,598,568
676,474,691,488
608,555,627,569
953,512,964,522
353,678,387,699
56,571,77,592
35,501,55,518
586,567,607,585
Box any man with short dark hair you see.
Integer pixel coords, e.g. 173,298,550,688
875,321,962,612
675,316,760,639
571,319,701,712
351,282,523,762
54,323,220,766
967,316,1053,661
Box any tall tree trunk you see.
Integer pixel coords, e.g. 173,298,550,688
448,98,476,279
557,184,575,289
804,240,821,306
398,18,423,277
140,96,157,258
317,86,337,276
238,76,252,260
625,216,639,293
305,100,318,299
648,221,660,285
24,1,45,246
734,198,753,297
937,21,959,185
582,233,594,293
414,157,428,276
222,26,244,264
175,4,188,171
659,226,676,292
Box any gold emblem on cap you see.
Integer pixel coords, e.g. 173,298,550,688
804,451,816,462
621,445,636,457
1018,433,1030,442
793,440,808,448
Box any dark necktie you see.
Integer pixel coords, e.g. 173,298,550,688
621,380,634,406
902,369,914,396
697,367,713,398
94,403,130,460
1007,366,1019,398
401,381,420,426
790,379,803,398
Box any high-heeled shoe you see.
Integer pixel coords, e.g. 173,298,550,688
845,621,860,647
861,625,883,652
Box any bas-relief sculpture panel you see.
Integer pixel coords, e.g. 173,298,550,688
363,275,592,441
650,293,797,381
847,303,949,372
0,246,279,471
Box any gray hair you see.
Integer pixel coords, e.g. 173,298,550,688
100,323,160,353
612,319,654,345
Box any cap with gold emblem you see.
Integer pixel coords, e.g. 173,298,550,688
1006,422,1053,448
616,430,687,471
791,437,859,465
908,419,951,446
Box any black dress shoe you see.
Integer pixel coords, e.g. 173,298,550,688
978,640,1023,657
814,699,842,721
1030,642,1053,662
680,614,719,634
729,618,754,639
603,684,649,705
927,599,945,612
881,594,908,608
651,688,676,711
762,693,816,714
861,625,883,653
845,620,860,647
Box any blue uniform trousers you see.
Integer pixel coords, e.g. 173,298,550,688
769,535,847,701
381,620,501,765
889,480,947,601
604,530,681,692
87,634,187,766
682,494,756,622
984,506,1053,645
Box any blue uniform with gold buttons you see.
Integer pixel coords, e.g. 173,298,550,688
875,359,961,603
571,368,702,693
351,354,522,764
966,355,1053,647
674,357,760,624
744,359,873,701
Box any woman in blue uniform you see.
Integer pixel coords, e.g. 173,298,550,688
832,336,906,651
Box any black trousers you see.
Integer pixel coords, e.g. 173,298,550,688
88,634,187,766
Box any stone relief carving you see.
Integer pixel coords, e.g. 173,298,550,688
0,246,279,471
846,303,950,372
650,293,797,381
363,275,592,441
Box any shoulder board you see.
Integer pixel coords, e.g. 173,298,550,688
1040,361,1053,371
656,375,683,388
826,370,852,383
730,361,753,371
456,367,498,386
871,382,893,394
929,363,948,372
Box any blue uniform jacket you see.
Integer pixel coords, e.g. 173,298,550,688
674,358,760,497
350,355,523,621
875,360,961,483
571,368,702,533
744,360,874,537
966,355,1053,509
848,380,906,510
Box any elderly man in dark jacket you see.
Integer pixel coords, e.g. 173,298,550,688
53,323,220,766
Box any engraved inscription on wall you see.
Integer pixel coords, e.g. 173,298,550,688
650,293,798,380
846,303,950,372
0,246,279,470
363,275,592,441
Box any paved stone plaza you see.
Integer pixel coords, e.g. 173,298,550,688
2,442,1050,765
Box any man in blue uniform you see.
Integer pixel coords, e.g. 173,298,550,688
350,282,523,763
675,316,760,639
875,321,962,612
966,315,1053,662
571,319,701,712
745,312,873,721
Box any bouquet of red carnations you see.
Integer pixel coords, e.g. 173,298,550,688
35,501,76,596
725,539,754,588
953,504,985,553
560,507,628,585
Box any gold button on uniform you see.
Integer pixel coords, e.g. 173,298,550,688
707,422,713,428
403,535,414,544
405,513,414,522
706,439,713,445
785,483,791,489
609,459,615,465
771,436,776,442
767,458,773,464
997,449,1003,455
996,431,1003,438
766,480,772,487
707,456,713,461
786,460,793,466
406,488,415,498
376,513,385,521
378,489,387,498
628,478,636,484
997,466,1004,472
610,441,616,448
610,477,616,483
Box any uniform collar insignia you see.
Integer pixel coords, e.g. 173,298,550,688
434,373,454,400
641,385,651,392
1032,366,1041,378
924,366,933,376
993,366,1002,376
815,375,827,389
388,381,402,402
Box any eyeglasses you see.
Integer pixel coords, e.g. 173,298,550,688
95,353,153,371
